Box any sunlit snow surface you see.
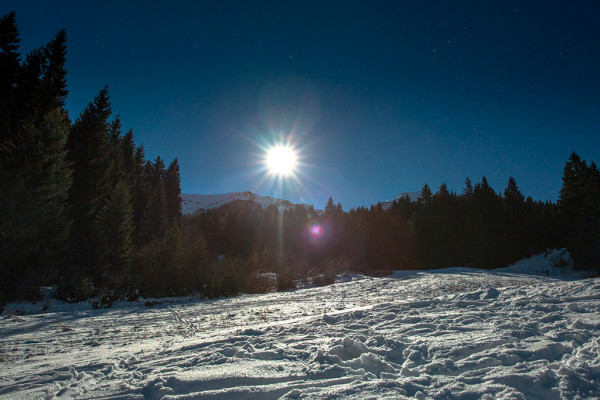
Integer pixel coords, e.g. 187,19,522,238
2,251,599,399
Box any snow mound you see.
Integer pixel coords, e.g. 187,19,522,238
498,248,586,278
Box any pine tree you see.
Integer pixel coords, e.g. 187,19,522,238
559,152,600,271
158,220,184,294
475,176,496,198
16,30,68,127
503,177,527,264
504,177,524,203
121,129,136,184
107,115,125,187
434,183,450,198
415,183,457,268
457,178,475,266
164,158,182,223
94,181,134,281
140,182,168,245
150,156,165,186
131,145,151,244
67,87,113,267
418,183,433,204
180,219,210,291
463,177,473,197
108,115,122,146
41,30,68,112
15,48,45,123
390,194,413,220
134,155,169,246
0,15,73,299
325,196,335,216
471,176,503,267
0,11,21,142
0,108,72,298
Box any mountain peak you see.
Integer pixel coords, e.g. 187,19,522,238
380,191,421,209
182,191,299,215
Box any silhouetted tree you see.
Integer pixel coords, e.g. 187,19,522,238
67,87,113,267
559,153,600,271
16,30,68,127
165,158,183,223
499,177,528,264
0,108,72,298
418,183,433,205
470,177,503,267
94,181,134,285
131,145,151,244
463,177,473,197
0,15,72,300
0,12,21,141
139,182,168,245
41,30,68,112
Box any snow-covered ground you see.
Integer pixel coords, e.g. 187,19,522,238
1,251,599,399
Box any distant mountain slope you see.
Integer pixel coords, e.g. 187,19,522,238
182,190,424,214
181,191,297,215
380,191,421,209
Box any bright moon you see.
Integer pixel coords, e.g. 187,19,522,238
266,145,297,177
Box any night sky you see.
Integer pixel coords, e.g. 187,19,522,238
4,1,600,209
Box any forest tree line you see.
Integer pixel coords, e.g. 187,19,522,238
1,12,599,305
188,163,598,285
0,12,190,304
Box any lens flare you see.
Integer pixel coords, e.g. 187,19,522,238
307,221,326,241
309,224,323,238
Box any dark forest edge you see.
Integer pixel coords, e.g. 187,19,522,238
1,13,599,308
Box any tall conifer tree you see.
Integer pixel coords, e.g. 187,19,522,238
41,30,68,112
559,153,600,271
0,12,21,142
0,108,72,297
67,87,113,266
0,14,72,299
140,183,168,245
418,184,433,204
94,181,134,282
165,158,182,223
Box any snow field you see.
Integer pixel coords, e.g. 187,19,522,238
1,259,599,399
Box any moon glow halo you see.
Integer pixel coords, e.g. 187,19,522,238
266,144,297,177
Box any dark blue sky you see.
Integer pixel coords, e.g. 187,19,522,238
5,1,600,209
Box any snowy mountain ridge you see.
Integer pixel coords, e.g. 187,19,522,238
182,191,300,215
182,190,424,214
380,191,422,209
